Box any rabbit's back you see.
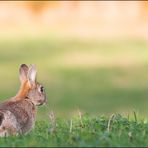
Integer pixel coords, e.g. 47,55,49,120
0,109,20,136
0,99,36,135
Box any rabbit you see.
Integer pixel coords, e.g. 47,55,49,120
0,64,46,137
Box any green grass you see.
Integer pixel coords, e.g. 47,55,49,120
0,36,148,118
0,113,148,147
0,35,148,146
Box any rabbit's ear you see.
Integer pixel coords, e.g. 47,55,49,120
19,64,29,83
27,64,37,86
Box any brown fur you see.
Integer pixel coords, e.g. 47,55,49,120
0,112,4,125
15,80,31,100
0,64,46,137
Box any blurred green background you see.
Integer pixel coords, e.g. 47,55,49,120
0,1,148,119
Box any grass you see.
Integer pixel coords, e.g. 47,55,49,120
0,113,148,147
0,36,148,118
0,35,148,146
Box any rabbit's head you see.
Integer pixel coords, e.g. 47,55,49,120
18,64,46,106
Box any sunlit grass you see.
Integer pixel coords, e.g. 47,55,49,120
0,113,148,147
0,36,148,118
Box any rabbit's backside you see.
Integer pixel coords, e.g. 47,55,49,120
0,64,46,137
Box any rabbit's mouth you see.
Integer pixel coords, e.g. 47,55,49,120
36,102,44,106
36,100,46,106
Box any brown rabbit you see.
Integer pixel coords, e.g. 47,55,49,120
0,64,46,137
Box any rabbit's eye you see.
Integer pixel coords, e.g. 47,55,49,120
40,86,44,93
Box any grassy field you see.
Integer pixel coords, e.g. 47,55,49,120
0,113,148,147
0,35,148,146
0,36,148,118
